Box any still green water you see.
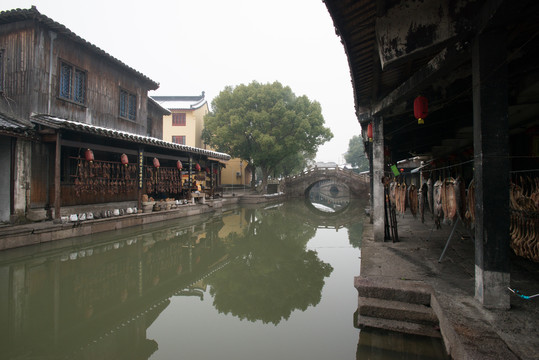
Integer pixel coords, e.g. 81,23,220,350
0,198,447,359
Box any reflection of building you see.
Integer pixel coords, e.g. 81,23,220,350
0,218,230,359
218,209,249,239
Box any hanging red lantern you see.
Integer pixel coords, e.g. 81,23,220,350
195,163,201,171
121,153,128,166
205,167,210,174
176,160,183,170
414,95,428,125
213,168,218,175
153,158,160,168
85,149,94,163
367,123,373,142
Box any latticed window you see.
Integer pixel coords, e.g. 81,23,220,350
119,89,137,120
74,69,86,103
0,50,4,92
172,113,186,126
172,135,186,145
59,61,86,104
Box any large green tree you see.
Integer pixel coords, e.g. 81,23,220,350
202,81,333,191
344,135,369,172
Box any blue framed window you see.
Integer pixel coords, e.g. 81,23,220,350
120,89,137,120
59,61,86,104
0,50,4,92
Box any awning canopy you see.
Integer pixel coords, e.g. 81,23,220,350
31,114,231,161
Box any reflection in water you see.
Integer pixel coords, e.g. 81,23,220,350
357,328,449,359
0,199,447,360
308,179,351,214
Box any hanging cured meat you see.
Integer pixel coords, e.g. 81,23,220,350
454,177,466,221
427,178,434,216
465,179,475,225
401,182,408,213
510,179,539,262
444,178,457,221
390,181,397,206
434,180,443,229
419,183,428,223
408,184,418,217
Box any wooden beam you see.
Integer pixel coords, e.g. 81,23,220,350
61,139,138,156
370,42,471,117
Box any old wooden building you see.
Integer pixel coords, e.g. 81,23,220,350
0,6,230,223
324,0,539,310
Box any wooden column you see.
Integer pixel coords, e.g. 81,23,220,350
54,131,61,220
188,156,193,200
372,116,385,242
368,139,374,224
472,27,510,309
138,149,144,210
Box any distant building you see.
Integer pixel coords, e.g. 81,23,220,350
153,94,251,187
152,94,208,149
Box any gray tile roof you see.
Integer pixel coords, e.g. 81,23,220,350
31,114,231,161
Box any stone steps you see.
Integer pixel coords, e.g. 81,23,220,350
355,277,441,338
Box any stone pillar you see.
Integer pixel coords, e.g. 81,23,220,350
472,27,510,309
372,117,385,242
12,139,31,222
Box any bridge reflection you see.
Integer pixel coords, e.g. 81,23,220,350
308,179,351,213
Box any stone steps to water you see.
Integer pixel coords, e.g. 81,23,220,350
357,315,442,338
358,297,438,325
355,277,441,338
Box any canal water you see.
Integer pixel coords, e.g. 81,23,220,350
0,196,448,359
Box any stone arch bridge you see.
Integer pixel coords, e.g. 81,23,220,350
283,166,369,198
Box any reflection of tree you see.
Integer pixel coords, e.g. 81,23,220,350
347,222,363,249
207,203,333,325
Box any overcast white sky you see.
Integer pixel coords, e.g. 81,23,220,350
3,0,360,163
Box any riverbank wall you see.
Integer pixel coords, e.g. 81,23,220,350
0,192,290,251
0,200,224,251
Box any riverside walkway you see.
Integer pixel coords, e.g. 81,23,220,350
358,212,539,359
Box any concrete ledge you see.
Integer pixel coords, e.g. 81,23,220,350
431,292,519,360
0,202,222,251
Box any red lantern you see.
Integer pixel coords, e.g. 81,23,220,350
176,160,183,170
205,167,210,174
121,153,128,166
414,95,428,125
367,123,373,142
153,158,160,168
85,149,94,163
195,163,201,171
213,168,218,175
